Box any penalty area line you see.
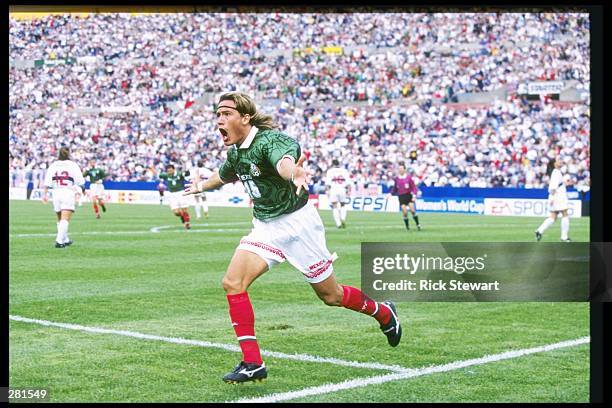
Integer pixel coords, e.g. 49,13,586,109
8,315,409,373
230,336,590,403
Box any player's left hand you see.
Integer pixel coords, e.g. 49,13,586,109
293,154,312,195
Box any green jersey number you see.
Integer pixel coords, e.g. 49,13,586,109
243,179,262,199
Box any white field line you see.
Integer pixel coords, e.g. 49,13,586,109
231,336,590,403
9,223,524,238
8,315,408,373
9,228,248,238
149,222,250,233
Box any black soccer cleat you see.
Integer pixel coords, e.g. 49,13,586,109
561,237,572,242
64,240,73,247
55,242,65,248
380,301,402,347
223,361,267,384
535,231,542,242
417,225,422,231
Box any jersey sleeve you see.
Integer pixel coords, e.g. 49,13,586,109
324,170,332,185
73,163,86,186
342,169,351,187
549,170,561,193
390,178,398,195
159,172,168,181
408,177,417,194
219,160,239,184
265,134,301,172
43,163,55,187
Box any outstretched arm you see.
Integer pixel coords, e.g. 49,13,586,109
277,154,311,195
183,171,224,195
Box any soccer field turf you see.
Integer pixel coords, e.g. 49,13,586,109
9,199,590,402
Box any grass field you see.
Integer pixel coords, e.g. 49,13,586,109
9,199,590,402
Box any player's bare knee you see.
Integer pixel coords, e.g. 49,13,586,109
319,293,341,306
222,276,244,294
317,288,343,306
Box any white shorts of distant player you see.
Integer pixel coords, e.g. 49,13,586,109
89,182,105,198
167,190,190,210
328,188,348,206
52,187,77,212
237,202,337,284
549,192,569,212
194,192,207,201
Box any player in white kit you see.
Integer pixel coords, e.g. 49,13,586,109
42,147,86,248
535,157,571,242
188,160,213,219
325,159,351,228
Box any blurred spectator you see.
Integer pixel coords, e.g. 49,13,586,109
9,12,590,191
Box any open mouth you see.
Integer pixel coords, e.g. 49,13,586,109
219,128,228,137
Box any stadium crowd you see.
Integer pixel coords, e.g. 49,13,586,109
9,12,590,192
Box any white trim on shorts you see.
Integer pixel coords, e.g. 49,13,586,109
236,202,337,284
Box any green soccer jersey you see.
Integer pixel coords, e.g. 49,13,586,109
219,128,308,220
83,167,106,183
159,172,187,193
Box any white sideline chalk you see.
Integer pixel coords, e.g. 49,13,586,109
232,336,590,403
9,315,409,373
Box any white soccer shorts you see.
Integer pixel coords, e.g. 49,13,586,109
52,188,77,212
328,188,348,205
89,183,105,197
550,193,569,212
167,191,190,210
237,202,337,284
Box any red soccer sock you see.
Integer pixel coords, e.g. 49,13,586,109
227,292,263,365
93,202,99,215
182,210,190,223
341,285,391,326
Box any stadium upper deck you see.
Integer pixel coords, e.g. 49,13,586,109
9,12,590,191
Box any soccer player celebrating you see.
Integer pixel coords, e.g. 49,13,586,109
535,157,571,242
159,164,192,229
83,160,108,219
390,162,421,231
325,159,351,228
184,92,401,384
188,159,213,219
42,146,86,248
